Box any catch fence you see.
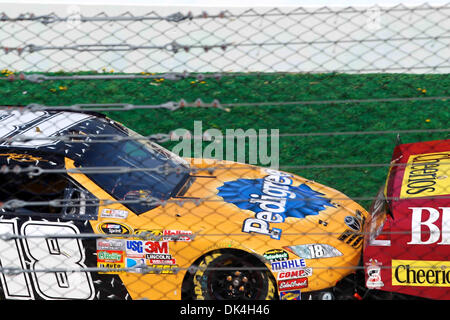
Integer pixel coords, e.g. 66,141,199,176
0,3,448,301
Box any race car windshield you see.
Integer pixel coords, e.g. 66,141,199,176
75,122,190,214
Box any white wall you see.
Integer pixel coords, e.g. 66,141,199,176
0,2,448,73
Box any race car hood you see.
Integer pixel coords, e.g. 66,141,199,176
182,158,367,243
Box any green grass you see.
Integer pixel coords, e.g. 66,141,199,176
1,71,449,209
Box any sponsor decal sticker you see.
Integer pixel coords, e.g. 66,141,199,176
280,290,301,300
146,253,172,260
338,210,365,249
126,240,146,258
148,258,177,265
96,239,125,251
217,168,335,240
97,250,124,262
285,244,342,259
146,264,179,274
365,258,384,289
133,229,193,241
263,249,289,262
125,258,147,272
277,268,313,280
163,229,193,241
100,208,129,219
271,258,306,272
278,278,308,291
407,207,450,245
400,152,450,198
144,241,170,254
392,259,450,287
0,153,49,163
97,250,125,274
97,222,132,235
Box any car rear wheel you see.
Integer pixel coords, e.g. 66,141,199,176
184,250,277,300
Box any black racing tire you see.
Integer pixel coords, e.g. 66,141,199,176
183,250,277,300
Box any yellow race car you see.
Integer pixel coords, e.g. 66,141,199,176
0,108,368,300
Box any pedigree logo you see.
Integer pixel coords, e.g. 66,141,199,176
400,152,450,199
392,259,450,287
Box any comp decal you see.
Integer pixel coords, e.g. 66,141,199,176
217,169,335,239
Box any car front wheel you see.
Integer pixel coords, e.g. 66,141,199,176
184,250,277,300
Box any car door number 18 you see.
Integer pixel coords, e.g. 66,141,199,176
0,220,95,300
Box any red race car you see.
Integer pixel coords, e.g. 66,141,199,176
363,138,450,300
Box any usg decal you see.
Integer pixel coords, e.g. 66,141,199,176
217,169,335,239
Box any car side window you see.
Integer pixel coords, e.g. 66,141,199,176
0,173,98,220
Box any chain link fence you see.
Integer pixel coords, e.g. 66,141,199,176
0,3,449,301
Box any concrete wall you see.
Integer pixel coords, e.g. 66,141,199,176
0,2,448,73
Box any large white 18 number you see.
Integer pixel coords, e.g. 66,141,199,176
0,220,95,300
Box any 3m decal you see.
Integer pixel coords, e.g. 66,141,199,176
0,220,94,300
144,241,169,254
217,168,335,240
400,152,450,198
392,259,450,287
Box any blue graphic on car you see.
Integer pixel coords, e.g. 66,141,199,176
217,170,335,239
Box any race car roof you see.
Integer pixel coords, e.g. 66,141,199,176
0,108,123,167
385,138,450,201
